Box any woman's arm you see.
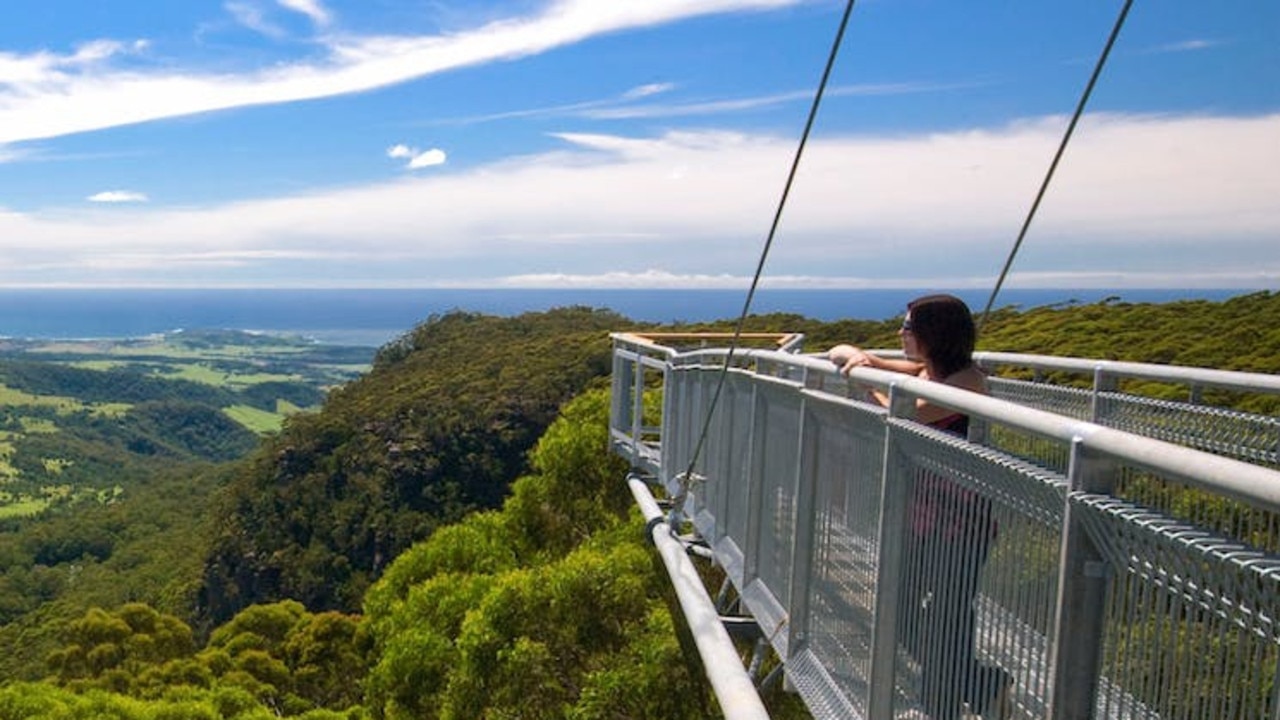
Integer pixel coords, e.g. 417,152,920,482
827,344,924,375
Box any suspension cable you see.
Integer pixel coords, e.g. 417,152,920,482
978,0,1134,330
679,0,858,490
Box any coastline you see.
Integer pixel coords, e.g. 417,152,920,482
0,287,1263,347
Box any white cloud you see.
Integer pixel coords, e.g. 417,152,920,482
87,190,149,203
436,85,686,126
2,111,1277,288
278,0,332,27
622,82,675,100
387,144,447,169
0,0,804,145
584,82,971,120
460,268,1280,290
0,39,145,87
1143,39,1220,55
475,270,929,289
226,1,287,39
409,149,447,169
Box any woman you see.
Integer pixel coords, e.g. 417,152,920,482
828,294,1010,720
828,292,987,426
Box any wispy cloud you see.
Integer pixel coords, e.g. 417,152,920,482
432,83,680,126
431,81,958,128
87,190,149,203
226,1,289,39
1141,38,1222,55
470,268,1280,290
278,0,333,27
622,82,676,100
225,0,333,37
581,82,973,120
3,112,1276,288
0,39,148,87
0,0,804,145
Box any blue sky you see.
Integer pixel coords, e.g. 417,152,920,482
1,0,1277,290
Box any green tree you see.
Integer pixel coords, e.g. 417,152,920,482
362,389,715,720
47,603,195,687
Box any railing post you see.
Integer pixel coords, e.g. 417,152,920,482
867,383,916,719
742,380,765,587
1049,435,1114,720
1188,383,1203,405
610,342,633,455
1089,365,1118,423
631,349,647,454
786,393,817,666
660,358,677,484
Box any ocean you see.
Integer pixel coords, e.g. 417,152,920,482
0,287,1256,347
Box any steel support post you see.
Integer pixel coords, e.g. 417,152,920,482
1049,436,1114,719
785,395,819,664
867,384,915,719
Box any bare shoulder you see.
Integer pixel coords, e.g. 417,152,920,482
944,365,988,394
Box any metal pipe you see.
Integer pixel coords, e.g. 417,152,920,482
627,474,773,720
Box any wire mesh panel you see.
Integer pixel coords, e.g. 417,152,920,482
609,343,670,475
674,362,744,525
888,424,1069,720
790,395,886,718
747,377,805,602
1077,492,1280,720
980,381,1080,475
985,368,1280,473
666,363,722,542
1113,465,1280,559
609,346,641,458
703,369,759,585
989,377,1093,421
1095,392,1280,469
668,364,713,521
661,364,695,494
693,366,731,541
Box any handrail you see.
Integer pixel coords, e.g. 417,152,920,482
863,348,1280,396
766,348,1280,511
972,350,1280,394
613,331,806,353
662,345,1280,510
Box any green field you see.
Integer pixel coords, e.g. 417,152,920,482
0,329,373,514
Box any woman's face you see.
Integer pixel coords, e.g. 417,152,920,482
900,311,924,360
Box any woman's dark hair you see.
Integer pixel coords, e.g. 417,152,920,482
906,293,976,379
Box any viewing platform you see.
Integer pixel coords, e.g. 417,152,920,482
609,332,1280,720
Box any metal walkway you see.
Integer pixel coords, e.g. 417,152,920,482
608,332,1280,720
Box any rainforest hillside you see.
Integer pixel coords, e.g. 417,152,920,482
0,293,1275,719
196,307,629,625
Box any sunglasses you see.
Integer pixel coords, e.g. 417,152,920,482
900,319,914,332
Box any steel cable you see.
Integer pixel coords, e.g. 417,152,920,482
679,0,858,491
978,0,1135,330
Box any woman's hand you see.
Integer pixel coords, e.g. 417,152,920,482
827,344,876,374
828,344,925,377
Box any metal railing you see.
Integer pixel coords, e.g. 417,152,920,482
609,333,1280,720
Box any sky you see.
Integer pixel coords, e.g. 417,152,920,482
1,0,1278,290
